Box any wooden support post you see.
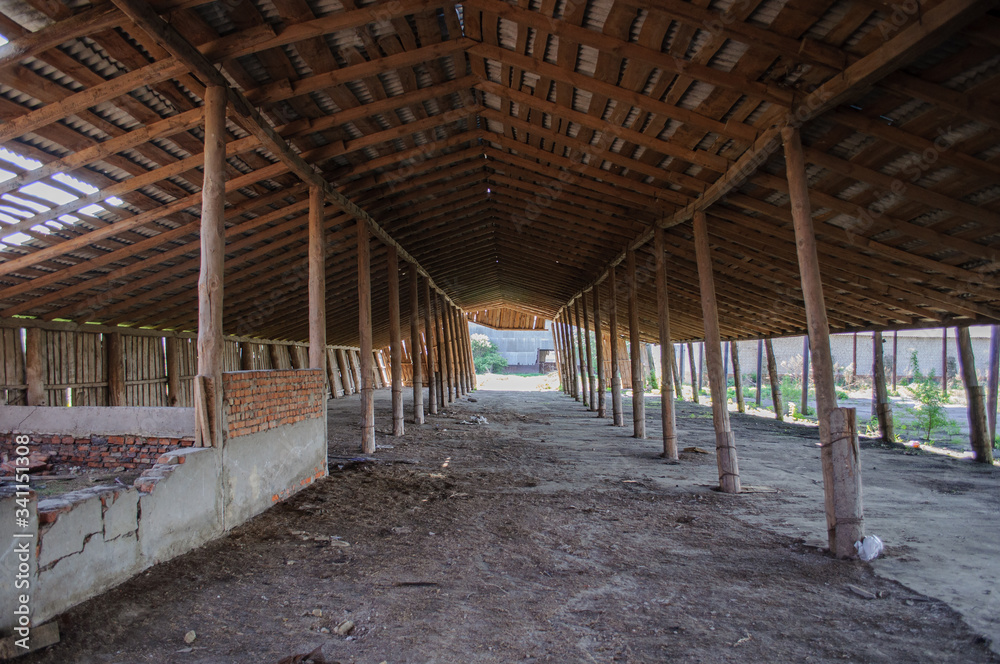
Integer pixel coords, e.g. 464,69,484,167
308,186,326,370
766,338,783,420
165,336,180,407
431,289,445,408
892,331,898,392
801,335,811,416
956,326,993,464
693,210,739,493
671,345,682,400
626,248,645,439
678,343,685,383
852,332,858,383
942,327,949,395
873,331,894,443
783,125,859,557
574,300,588,409
989,325,999,443
107,331,126,407
195,85,227,449
423,276,437,415
655,226,677,459
357,219,375,454
337,349,353,395
565,311,579,401
453,307,467,396
698,343,705,393
408,266,424,424
554,319,568,394
24,328,45,406
608,271,624,426
755,340,763,407
582,292,596,412
326,348,340,399
441,295,455,403
828,408,865,560
387,246,404,435
732,341,745,413
592,287,606,418
238,341,253,371
723,342,729,384
687,342,698,404
465,315,477,390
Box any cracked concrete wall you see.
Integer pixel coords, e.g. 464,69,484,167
1,371,328,635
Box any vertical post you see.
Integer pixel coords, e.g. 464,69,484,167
873,331,894,443
852,332,858,383
553,319,566,393
387,246,404,435
731,341,745,413
24,327,46,406
678,342,685,383
165,336,180,406
463,315,476,390
766,338,783,420
783,125,860,557
238,341,253,371
956,326,993,464
592,286,606,418
892,330,898,391
801,335,811,416
357,219,375,454
107,332,126,407
336,349,353,395
453,307,468,395
574,300,588,409
441,296,455,403
195,85,227,448
693,210,740,493
687,342,698,404
942,327,950,394
754,340,763,407
671,344,682,400
423,276,437,415
626,248,645,439
432,291,445,408
655,226,677,459
608,271,624,426
988,325,999,443
698,343,705,392
582,293,596,412
326,348,340,399
566,310,579,401
409,266,424,424
308,186,326,370
723,342,729,384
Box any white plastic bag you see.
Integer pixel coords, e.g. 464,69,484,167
855,535,884,561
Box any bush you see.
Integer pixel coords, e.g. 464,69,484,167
907,350,952,441
470,333,507,374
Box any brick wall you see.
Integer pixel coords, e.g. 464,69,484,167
0,434,195,472
223,369,325,439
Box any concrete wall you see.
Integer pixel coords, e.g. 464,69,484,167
469,321,555,373
0,369,328,637
0,406,194,438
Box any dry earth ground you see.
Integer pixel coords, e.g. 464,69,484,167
19,382,1000,663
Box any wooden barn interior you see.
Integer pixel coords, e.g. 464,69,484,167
0,0,999,659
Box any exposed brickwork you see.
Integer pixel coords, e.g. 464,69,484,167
223,369,325,439
0,434,195,472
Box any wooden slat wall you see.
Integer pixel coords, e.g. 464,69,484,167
0,328,26,405
0,321,364,408
466,309,548,331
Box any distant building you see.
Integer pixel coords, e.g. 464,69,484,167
469,321,555,374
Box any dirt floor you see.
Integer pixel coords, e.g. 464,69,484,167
21,379,1000,664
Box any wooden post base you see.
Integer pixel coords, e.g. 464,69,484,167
828,407,865,558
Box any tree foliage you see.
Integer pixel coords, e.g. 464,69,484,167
471,333,508,374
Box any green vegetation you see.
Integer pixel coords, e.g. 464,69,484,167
470,333,508,374
903,350,953,442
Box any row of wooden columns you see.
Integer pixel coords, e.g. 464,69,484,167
194,86,475,455
356,227,476,453
552,127,877,557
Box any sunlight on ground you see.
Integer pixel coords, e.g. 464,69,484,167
475,372,560,391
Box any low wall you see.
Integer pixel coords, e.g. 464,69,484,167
0,433,195,472
0,369,327,639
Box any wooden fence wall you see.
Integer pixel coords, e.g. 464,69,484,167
0,320,365,407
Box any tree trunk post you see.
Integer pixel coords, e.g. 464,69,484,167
166,336,180,406
582,291,596,412
687,342,699,404
732,341,745,413
873,331,894,443
626,248,645,439
387,246,404,435
671,344,682,400
593,286,607,417
693,210,740,493
308,186,326,371
567,310,579,402
195,85,226,449
801,335,811,416
655,226,677,459
575,300,589,409
829,407,865,559
784,125,860,557
755,339,763,407
942,327,949,395
956,326,993,464
431,289,445,408
892,331,898,391
107,331,126,407
607,274,625,426
357,219,375,454
423,277,437,415
988,325,999,443
553,319,566,393
238,341,253,371
441,296,455,403
409,266,424,424
765,338,783,421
